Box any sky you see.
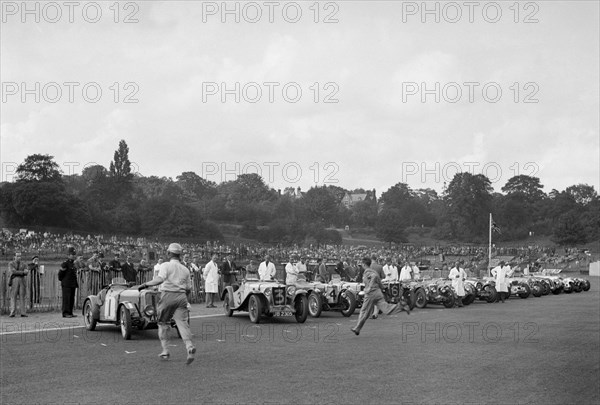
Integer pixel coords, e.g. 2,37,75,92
1,0,599,197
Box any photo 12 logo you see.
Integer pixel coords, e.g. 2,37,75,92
201,82,340,104
401,82,540,104
1,82,140,104
401,161,540,185
401,1,540,23
201,1,339,23
1,1,140,23
201,161,340,185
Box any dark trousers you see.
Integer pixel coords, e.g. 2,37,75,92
62,287,76,316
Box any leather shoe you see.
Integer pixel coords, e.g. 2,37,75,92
70,314,77,317
350,327,360,336
159,352,170,360
186,347,196,365
9,314,15,318
21,314,28,317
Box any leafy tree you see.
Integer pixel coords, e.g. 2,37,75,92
501,175,546,202
444,172,493,241
16,154,62,182
176,171,217,201
376,209,408,244
109,140,133,182
301,186,338,225
565,184,598,205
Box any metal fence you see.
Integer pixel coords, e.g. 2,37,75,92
0,265,206,314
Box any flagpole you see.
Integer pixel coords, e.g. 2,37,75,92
488,213,492,277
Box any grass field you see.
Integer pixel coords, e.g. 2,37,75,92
1,278,599,405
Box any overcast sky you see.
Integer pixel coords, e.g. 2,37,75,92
1,1,598,196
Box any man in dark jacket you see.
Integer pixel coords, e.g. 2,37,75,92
121,255,137,284
59,247,79,318
220,255,237,287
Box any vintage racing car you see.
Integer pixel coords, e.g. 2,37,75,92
293,274,358,318
382,280,416,310
222,277,309,323
464,278,497,303
82,277,186,340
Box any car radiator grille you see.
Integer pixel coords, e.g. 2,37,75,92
272,287,286,305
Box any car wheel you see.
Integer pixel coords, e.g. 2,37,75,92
462,294,475,306
582,280,591,291
294,294,309,323
518,283,531,299
308,292,323,318
414,288,427,309
531,282,543,297
541,282,551,295
223,292,234,317
340,291,357,317
120,306,132,340
484,285,497,303
573,283,582,293
552,286,562,295
402,289,416,310
248,295,262,324
83,300,97,331
443,292,455,308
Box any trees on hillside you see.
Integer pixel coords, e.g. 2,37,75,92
1,145,597,246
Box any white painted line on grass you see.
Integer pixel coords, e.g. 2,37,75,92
0,313,225,336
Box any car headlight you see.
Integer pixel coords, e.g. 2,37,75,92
143,305,155,317
314,288,321,294
264,289,272,297
287,286,296,296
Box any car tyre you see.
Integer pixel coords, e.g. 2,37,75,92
541,282,551,295
248,295,262,324
308,292,323,318
414,288,427,309
223,291,234,317
442,292,455,308
340,291,357,317
518,283,531,299
83,300,97,331
531,282,543,298
484,285,497,303
582,280,591,291
120,306,132,340
294,294,309,323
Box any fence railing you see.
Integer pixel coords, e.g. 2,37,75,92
0,266,206,314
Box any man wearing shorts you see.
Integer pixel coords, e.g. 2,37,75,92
139,243,196,365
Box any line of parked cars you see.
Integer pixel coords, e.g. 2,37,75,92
80,269,591,339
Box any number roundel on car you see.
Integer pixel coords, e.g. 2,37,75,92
273,287,285,305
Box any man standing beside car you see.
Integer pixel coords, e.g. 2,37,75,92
138,243,196,365
258,254,277,281
58,247,79,318
492,260,512,303
203,254,220,308
285,255,300,284
448,261,467,307
121,255,137,285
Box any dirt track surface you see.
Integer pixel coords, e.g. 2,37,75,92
2,279,599,405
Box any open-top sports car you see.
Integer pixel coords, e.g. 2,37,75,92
222,277,309,323
293,274,358,318
464,278,497,303
411,278,455,308
82,277,185,340
438,279,477,306
382,280,416,310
